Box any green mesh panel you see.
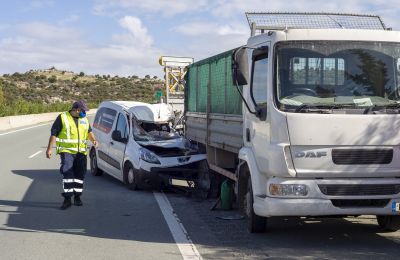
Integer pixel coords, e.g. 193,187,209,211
226,55,242,115
210,57,226,113
197,64,209,112
187,66,197,112
186,48,242,114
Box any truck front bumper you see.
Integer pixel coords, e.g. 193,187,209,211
253,177,400,217
254,197,400,217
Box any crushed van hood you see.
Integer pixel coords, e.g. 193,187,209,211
136,138,187,149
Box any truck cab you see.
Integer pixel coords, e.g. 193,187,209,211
185,13,400,233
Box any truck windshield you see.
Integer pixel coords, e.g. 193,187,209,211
275,41,400,113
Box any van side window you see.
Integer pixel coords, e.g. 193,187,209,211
115,113,128,139
93,107,117,134
251,54,268,105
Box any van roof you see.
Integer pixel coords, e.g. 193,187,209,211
100,101,174,123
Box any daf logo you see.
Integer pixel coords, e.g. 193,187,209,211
295,151,327,158
178,156,191,163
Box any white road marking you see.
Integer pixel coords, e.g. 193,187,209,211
0,123,51,136
28,151,42,159
153,192,203,260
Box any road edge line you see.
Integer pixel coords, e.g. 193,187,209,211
28,150,42,159
0,123,52,136
153,192,203,260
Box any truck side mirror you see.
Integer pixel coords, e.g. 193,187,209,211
232,48,249,86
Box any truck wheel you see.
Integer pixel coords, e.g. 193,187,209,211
124,163,139,191
376,215,400,232
90,150,103,176
196,160,219,199
244,176,267,233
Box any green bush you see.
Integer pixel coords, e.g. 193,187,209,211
48,75,57,83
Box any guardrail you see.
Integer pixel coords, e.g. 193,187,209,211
0,109,97,132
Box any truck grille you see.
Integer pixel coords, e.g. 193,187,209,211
332,149,393,165
318,184,400,196
331,199,390,208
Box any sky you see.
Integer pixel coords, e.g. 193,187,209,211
0,0,399,77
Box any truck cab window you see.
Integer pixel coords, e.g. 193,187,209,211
251,55,268,105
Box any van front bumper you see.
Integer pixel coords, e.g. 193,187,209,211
136,160,205,189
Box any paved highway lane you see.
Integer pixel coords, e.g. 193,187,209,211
0,122,183,260
1,120,400,260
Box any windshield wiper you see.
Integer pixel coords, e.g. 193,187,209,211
363,103,400,114
295,103,358,113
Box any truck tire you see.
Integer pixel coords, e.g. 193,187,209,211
124,162,139,191
376,215,400,232
196,160,219,199
244,176,267,233
90,150,103,176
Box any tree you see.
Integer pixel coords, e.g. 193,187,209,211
79,72,85,77
145,75,151,79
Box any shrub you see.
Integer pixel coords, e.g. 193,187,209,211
48,75,57,83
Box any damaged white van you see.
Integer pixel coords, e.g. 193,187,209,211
90,101,208,191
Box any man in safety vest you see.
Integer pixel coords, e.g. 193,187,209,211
46,100,98,210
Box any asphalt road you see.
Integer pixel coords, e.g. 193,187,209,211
0,120,400,260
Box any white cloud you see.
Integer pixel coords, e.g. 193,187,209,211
115,16,153,47
93,0,211,16
0,17,162,77
174,22,248,37
25,0,54,11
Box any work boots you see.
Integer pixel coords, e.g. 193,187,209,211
60,197,72,210
74,196,83,206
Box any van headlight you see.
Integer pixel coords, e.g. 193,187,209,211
269,184,308,197
139,148,161,164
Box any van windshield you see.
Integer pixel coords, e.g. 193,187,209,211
132,119,179,142
275,41,400,112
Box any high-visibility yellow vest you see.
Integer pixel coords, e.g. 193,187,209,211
56,111,89,155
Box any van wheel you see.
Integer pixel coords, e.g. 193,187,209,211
124,163,139,191
244,176,267,233
376,215,400,232
90,150,103,176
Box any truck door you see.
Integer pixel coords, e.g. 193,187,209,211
107,112,129,180
245,43,271,174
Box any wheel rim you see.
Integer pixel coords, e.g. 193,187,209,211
128,168,134,184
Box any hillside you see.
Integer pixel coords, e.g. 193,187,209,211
0,68,163,117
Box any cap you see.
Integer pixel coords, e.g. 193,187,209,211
72,100,89,111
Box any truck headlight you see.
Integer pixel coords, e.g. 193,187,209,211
269,184,308,197
139,148,161,164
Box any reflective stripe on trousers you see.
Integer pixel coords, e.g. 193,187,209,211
60,152,87,198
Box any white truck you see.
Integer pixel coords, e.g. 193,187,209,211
184,12,400,232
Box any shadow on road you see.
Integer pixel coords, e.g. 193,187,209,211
4,169,175,244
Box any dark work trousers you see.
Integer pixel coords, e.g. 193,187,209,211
60,152,87,198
